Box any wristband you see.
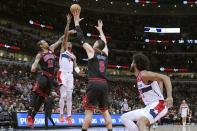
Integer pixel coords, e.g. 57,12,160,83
74,67,80,73
75,26,86,44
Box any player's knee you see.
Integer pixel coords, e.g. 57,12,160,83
105,117,112,126
137,117,150,128
121,113,129,123
121,114,126,123
67,96,72,101
60,95,66,100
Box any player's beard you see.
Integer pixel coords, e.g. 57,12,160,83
41,46,49,51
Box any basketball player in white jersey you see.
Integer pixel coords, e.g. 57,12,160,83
121,53,173,131
57,14,84,125
179,100,189,126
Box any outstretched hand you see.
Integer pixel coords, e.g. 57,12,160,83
73,10,84,25
66,14,72,24
95,19,103,32
165,97,173,108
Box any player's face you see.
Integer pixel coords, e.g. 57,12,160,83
93,41,99,48
130,60,135,73
68,42,72,50
40,40,49,49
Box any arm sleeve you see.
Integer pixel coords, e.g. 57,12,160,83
75,26,86,44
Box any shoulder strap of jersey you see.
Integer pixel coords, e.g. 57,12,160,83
67,49,76,57
49,48,55,54
137,70,146,82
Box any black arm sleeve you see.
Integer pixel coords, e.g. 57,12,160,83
75,26,86,44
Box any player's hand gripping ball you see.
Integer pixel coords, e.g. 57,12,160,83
70,4,81,15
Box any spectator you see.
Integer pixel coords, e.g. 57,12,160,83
121,99,131,113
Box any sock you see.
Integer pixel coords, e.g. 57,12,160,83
121,114,139,131
66,91,73,116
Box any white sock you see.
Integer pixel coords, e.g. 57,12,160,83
66,91,73,116
121,114,139,131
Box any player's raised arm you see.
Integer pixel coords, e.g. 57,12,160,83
49,35,64,52
95,20,108,56
60,14,72,53
141,71,173,108
31,53,41,72
158,81,164,95
73,10,94,59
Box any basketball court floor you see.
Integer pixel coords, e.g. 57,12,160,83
10,125,197,131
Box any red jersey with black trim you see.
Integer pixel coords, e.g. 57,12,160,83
88,49,108,81
39,49,56,75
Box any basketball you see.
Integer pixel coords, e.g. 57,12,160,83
2,0,197,131
70,4,81,14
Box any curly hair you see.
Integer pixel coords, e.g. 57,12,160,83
132,53,150,71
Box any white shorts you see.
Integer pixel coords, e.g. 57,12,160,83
57,70,74,91
122,100,168,124
181,112,187,118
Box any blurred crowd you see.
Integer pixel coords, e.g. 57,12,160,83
1,63,197,126
0,26,196,72
0,0,197,71
2,0,197,41
1,0,197,126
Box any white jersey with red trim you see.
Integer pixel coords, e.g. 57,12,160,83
180,104,189,114
59,49,76,73
137,70,164,106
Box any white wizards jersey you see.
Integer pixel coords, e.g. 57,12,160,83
137,70,164,106
181,104,189,114
59,49,76,72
